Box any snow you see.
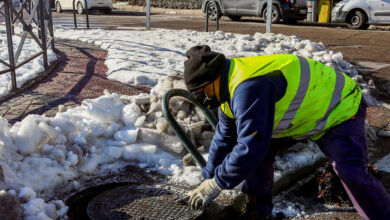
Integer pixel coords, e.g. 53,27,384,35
1,27,378,219
0,26,57,98
53,28,360,87
375,154,390,173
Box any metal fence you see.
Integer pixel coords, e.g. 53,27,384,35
126,0,202,9
0,0,54,91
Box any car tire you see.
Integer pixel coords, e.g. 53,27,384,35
263,5,281,24
77,2,84,14
228,15,242,21
104,9,112,14
56,2,62,13
206,1,221,21
347,10,368,29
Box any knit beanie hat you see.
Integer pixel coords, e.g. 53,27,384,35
184,45,226,92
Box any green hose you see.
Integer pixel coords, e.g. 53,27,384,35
162,89,218,169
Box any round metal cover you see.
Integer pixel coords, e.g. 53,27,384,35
87,184,202,220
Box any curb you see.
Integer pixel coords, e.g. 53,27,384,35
114,4,203,16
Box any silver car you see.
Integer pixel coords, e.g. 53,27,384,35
202,0,307,24
332,0,390,29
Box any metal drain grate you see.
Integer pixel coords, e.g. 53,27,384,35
87,184,203,220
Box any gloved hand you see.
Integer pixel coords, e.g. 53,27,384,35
188,178,222,209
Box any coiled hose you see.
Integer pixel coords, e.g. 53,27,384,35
162,89,218,169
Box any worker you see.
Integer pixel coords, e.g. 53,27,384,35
182,45,390,219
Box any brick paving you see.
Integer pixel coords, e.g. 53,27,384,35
0,38,150,124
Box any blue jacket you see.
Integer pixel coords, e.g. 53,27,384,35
202,68,287,189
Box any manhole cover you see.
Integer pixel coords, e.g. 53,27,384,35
87,184,202,220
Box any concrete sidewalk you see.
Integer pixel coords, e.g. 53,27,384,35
0,38,150,124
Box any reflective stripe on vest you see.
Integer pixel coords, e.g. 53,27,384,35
220,54,361,140
272,56,310,136
303,70,345,137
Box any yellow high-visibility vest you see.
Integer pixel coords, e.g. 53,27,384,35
220,54,362,140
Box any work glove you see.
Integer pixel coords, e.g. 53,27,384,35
187,178,222,209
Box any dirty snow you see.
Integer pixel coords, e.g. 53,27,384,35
0,27,57,98
1,27,381,219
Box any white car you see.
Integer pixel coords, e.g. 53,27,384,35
331,0,390,29
55,0,113,14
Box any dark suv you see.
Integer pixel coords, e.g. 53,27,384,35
202,0,307,23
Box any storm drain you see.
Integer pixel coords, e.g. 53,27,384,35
87,184,203,220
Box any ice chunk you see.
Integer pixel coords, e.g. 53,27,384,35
134,115,146,127
79,155,98,174
18,187,36,202
156,118,168,133
114,128,139,144
12,116,46,155
44,203,57,219
138,128,185,156
66,151,79,166
82,94,124,123
122,103,141,126
107,146,124,159
22,198,45,216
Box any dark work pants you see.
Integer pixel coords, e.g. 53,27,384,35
241,100,390,219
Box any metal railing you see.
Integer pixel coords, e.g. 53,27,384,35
205,1,219,32
72,0,89,29
0,0,54,91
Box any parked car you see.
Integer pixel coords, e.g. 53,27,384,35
201,0,307,23
331,0,390,29
55,0,113,14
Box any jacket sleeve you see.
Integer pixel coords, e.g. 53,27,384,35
202,109,237,180
213,77,281,189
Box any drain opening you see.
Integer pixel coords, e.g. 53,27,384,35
66,182,132,220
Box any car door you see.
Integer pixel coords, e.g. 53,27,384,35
369,0,390,23
220,0,236,14
59,0,70,10
236,0,260,15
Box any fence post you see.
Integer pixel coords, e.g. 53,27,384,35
266,0,272,33
4,0,17,90
73,0,77,28
84,0,89,29
205,1,219,32
146,0,150,29
47,0,56,50
38,0,48,69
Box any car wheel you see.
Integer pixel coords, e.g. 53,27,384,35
77,2,84,14
206,1,221,21
56,2,62,13
263,5,281,24
347,10,368,29
104,9,112,14
228,15,242,21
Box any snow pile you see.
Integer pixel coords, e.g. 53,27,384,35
0,29,57,98
53,28,377,105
